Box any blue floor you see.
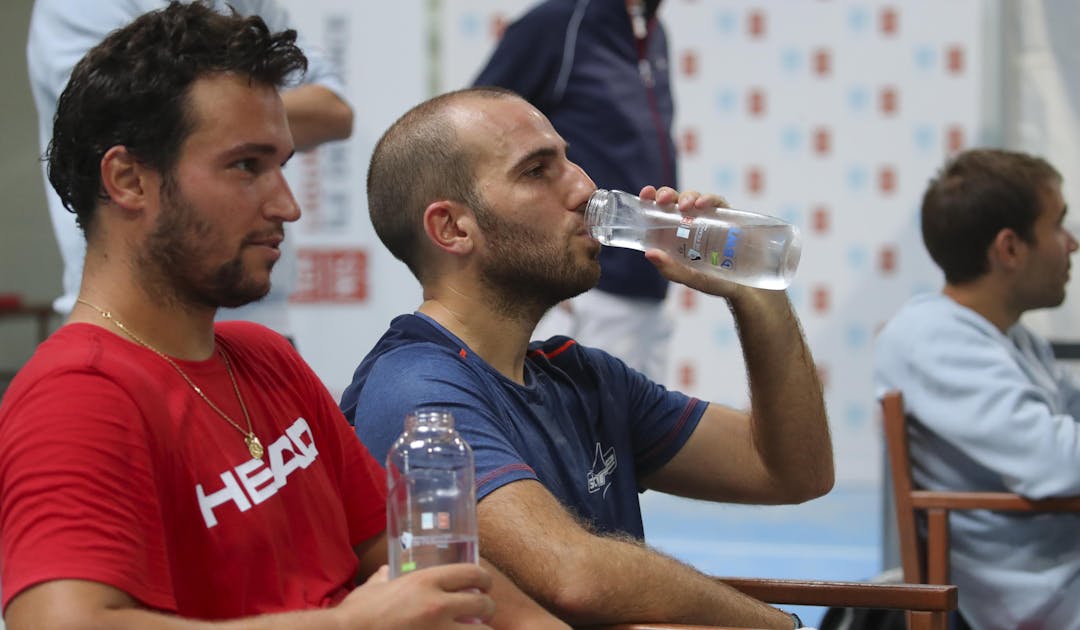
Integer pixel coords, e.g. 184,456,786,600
641,483,882,627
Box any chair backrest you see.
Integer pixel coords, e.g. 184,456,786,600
881,390,1080,589
881,390,933,584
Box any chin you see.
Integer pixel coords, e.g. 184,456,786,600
217,282,272,309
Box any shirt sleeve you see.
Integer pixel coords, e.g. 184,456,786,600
0,370,175,614
881,319,1080,498
314,380,387,547
351,345,539,501
581,346,708,479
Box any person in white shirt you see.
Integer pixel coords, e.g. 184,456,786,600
27,0,354,337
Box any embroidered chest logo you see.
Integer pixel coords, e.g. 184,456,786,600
586,442,617,497
195,416,319,528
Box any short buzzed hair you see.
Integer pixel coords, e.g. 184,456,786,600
365,86,519,281
921,148,1061,284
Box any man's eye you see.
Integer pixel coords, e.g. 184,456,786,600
234,159,258,172
526,164,546,178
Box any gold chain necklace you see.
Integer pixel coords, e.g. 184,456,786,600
76,298,264,460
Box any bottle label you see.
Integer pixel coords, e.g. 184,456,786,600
719,226,742,269
420,511,452,530
675,215,693,239
675,218,741,270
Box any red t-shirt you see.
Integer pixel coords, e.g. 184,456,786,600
0,322,387,618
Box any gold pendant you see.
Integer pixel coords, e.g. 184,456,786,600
245,433,264,460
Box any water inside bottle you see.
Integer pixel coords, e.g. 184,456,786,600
585,189,801,289
387,465,479,579
389,533,480,577
592,220,800,290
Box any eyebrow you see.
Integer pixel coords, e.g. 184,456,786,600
221,142,295,165
507,144,566,175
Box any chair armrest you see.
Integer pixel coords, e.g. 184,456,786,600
717,577,956,612
581,578,958,629
910,490,1080,512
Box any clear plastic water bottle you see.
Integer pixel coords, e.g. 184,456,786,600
386,408,479,579
585,189,802,290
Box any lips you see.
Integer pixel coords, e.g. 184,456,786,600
245,230,284,249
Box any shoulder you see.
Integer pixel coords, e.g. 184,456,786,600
362,340,486,397
511,0,578,29
528,335,648,394
878,294,993,350
214,321,297,358
493,0,579,52
2,324,146,397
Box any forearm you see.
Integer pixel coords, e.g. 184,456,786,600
490,530,791,628
729,288,833,501
7,601,343,630
281,84,353,151
482,558,570,629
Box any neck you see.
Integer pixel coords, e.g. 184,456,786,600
942,281,1021,334
74,250,218,360
418,283,538,384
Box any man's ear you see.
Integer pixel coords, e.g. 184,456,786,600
989,227,1027,271
99,145,157,213
422,200,477,256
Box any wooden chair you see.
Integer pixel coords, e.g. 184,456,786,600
880,390,1080,624
587,576,957,630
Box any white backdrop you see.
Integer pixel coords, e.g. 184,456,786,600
282,0,985,487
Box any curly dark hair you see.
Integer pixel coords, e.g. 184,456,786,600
921,148,1061,284
46,1,307,236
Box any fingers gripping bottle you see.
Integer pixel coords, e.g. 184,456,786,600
585,189,802,290
386,408,479,578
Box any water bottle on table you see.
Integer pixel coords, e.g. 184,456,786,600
585,189,802,290
386,408,478,578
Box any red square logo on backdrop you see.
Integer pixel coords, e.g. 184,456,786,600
813,48,831,77
748,88,766,116
746,167,765,195
681,129,699,156
880,86,898,115
678,361,696,389
491,14,508,40
813,127,831,156
946,125,965,153
292,248,368,303
879,246,898,273
812,206,830,234
681,287,697,311
681,50,699,78
816,363,830,391
748,10,766,38
946,46,965,74
813,285,830,314
878,166,897,195
880,7,899,35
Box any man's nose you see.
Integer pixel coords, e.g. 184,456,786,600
568,161,596,210
265,168,301,223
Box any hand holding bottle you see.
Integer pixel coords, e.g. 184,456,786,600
338,564,495,628
638,187,744,299
586,185,801,293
